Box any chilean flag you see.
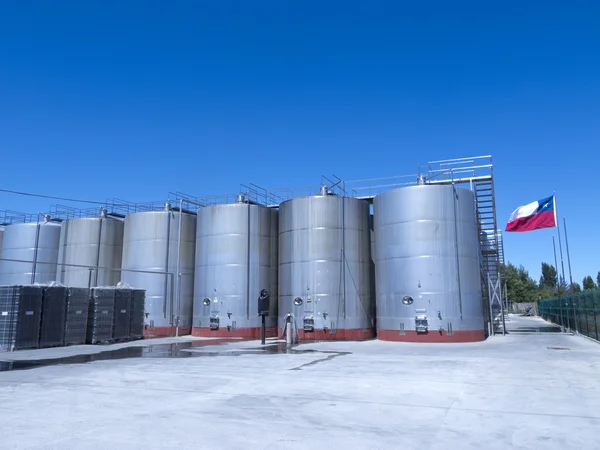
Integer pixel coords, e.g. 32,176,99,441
506,195,557,232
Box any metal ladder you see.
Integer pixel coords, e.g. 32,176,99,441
474,179,503,333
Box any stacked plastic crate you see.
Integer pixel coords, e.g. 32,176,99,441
0,285,43,351
113,288,131,341
64,287,90,345
130,289,146,340
86,287,115,344
39,285,67,348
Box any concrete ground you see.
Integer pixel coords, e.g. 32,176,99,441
1,315,599,450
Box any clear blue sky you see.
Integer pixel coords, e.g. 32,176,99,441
1,1,598,284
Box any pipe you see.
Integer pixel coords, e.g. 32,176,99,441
163,206,172,319
286,318,292,345
246,202,251,320
170,272,176,337
176,200,183,337
452,185,463,320
342,197,346,319
31,217,42,284
94,210,104,287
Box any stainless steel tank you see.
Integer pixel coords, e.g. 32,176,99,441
278,192,373,340
0,218,61,285
0,228,4,259
120,206,196,337
374,184,484,342
193,200,278,337
56,212,125,287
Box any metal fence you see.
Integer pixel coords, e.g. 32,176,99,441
538,290,600,341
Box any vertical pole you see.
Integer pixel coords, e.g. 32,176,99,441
31,219,41,284
552,236,559,295
163,206,171,320
555,194,567,291
342,196,346,319
500,280,506,335
176,200,183,337
563,217,574,292
261,314,266,345
286,318,292,345
246,202,251,320
488,275,494,335
553,236,563,328
452,185,463,320
94,212,103,287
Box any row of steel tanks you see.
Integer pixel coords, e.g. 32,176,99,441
0,183,484,342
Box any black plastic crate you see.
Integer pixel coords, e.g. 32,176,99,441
86,287,115,345
113,289,131,341
40,286,67,348
64,287,90,346
0,285,43,351
130,289,145,340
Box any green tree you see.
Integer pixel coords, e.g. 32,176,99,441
504,262,538,302
583,276,596,291
572,282,582,293
539,263,558,289
597,271,600,289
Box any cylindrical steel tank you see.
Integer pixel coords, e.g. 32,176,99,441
374,184,484,342
120,206,196,337
0,219,61,285
0,228,4,258
192,200,278,337
278,192,373,340
56,213,125,288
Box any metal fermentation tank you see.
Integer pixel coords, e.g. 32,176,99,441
120,205,196,337
192,198,278,337
56,211,124,287
374,184,484,342
278,190,373,340
0,218,61,285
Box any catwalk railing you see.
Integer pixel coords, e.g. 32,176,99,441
538,290,600,341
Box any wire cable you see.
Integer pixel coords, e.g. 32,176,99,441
0,188,107,205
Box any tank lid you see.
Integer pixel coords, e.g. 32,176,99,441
99,207,107,218
236,193,246,203
416,175,427,185
319,185,330,196
164,201,171,211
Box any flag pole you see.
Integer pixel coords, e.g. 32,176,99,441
554,194,567,292
553,235,564,329
563,217,574,291
552,236,559,295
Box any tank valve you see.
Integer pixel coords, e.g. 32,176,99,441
227,325,231,332
438,311,442,320
227,311,232,319
323,312,328,320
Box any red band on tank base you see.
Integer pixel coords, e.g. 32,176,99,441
278,328,375,341
144,325,192,338
377,329,485,343
191,327,278,338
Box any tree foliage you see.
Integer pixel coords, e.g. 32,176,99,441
504,262,599,302
539,263,558,289
583,276,596,291
503,263,538,302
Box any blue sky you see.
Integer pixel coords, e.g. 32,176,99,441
1,1,598,284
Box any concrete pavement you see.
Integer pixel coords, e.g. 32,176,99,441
0,315,599,449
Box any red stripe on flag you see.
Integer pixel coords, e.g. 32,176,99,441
506,211,556,232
